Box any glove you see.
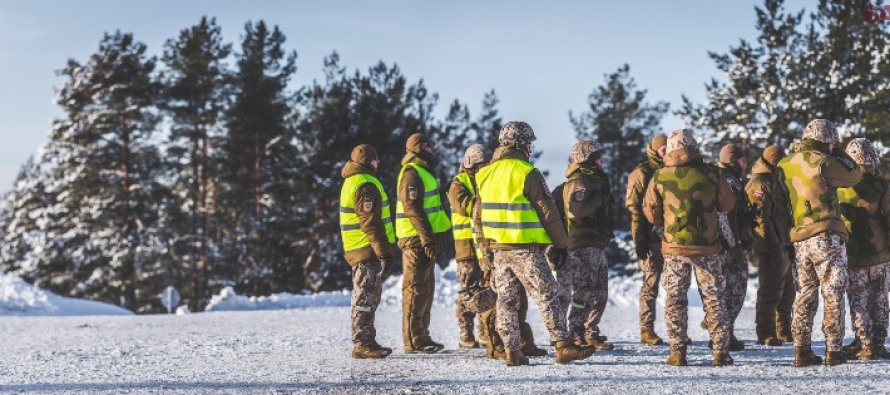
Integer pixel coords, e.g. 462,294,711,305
545,246,568,271
634,242,650,260
423,239,442,261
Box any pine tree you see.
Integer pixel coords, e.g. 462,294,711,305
221,21,302,295
160,16,232,308
471,90,504,153
570,64,669,229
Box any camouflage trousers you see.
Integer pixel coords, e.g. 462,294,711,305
721,246,748,334
754,248,795,339
351,259,383,347
792,232,848,352
456,258,483,339
639,242,664,331
557,247,609,341
663,253,729,353
493,246,569,351
847,261,890,347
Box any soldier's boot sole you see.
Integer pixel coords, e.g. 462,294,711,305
824,351,847,366
506,350,530,367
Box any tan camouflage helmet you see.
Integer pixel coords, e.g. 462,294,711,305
666,128,698,154
570,139,605,164
845,137,879,166
498,121,537,147
462,144,489,169
802,119,839,144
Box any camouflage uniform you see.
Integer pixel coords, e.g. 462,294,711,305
626,135,667,335
352,260,384,346
838,138,890,350
643,129,737,355
558,247,609,340
777,120,863,353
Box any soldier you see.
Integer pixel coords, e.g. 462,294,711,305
838,138,890,360
339,144,396,359
626,134,668,346
746,145,795,346
777,119,863,367
714,143,753,351
557,140,614,350
448,144,491,349
476,121,593,366
396,133,452,353
643,129,736,367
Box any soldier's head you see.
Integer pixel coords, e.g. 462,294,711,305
845,138,879,172
666,128,698,155
719,143,746,170
350,144,379,171
802,119,839,147
570,139,605,167
406,133,435,162
648,134,668,160
498,121,536,156
761,145,785,167
462,144,489,172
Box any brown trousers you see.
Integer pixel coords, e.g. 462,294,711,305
402,247,435,350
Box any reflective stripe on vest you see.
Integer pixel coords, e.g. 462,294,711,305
476,159,552,244
451,172,476,240
339,173,396,252
395,163,452,238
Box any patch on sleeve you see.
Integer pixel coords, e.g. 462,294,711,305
408,186,418,201
572,187,586,202
362,197,374,213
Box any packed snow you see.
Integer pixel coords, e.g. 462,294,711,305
0,273,131,316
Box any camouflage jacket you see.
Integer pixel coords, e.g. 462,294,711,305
838,171,890,268
718,164,753,249
626,155,663,250
552,182,568,231
643,146,736,257
342,161,395,266
745,157,792,254
564,163,613,249
448,168,477,261
777,139,863,243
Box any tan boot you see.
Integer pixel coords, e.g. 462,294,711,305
842,338,862,356
555,340,594,364
712,351,734,367
521,342,549,357
640,328,664,346
776,322,793,343
855,347,875,361
506,350,529,366
667,348,687,366
824,351,847,366
353,344,391,359
459,334,480,349
757,336,783,347
586,337,614,351
793,347,822,367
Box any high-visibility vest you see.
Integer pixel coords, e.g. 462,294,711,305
395,163,452,238
339,173,396,252
476,159,552,244
451,172,476,240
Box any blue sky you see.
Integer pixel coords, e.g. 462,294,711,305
0,0,813,189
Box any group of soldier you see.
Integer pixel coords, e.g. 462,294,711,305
338,118,890,368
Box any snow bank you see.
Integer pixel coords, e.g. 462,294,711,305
0,273,132,316
205,286,352,312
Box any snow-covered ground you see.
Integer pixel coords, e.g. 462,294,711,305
2,264,888,394
0,273,131,316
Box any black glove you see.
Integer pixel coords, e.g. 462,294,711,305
634,242,650,261
546,246,568,271
423,239,442,261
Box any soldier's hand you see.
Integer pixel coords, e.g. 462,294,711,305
634,242,649,260
546,246,568,271
423,240,442,261
377,251,394,266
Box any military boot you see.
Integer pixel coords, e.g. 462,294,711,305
586,337,614,351
667,347,688,366
756,336,783,347
641,328,664,346
824,351,847,366
872,341,890,359
486,344,506,360
776,322,793,343
793,347,822,367
353,344,392,359
459,334,480,349
842,338,862,356
506,350,529,367
521,342,549,357
683,336,693,345
854,346,875,361
369,340,393,355
712,351,734,367
729,335,745,351
555,340,594,364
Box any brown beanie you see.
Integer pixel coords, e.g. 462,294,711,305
719,143,744,166
406,133,431,154
762,145,785,167
350,144,378,166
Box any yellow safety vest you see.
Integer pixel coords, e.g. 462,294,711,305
451,172,476,241
395,163,452,238
339,173,396,252
476,159,552,244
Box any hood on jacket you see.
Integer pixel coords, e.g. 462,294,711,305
492,146,530,162
750,156,775,175
342,161,376,179
663,146,703,167
400,152,433,169
565,162,605,178
645,135,666,169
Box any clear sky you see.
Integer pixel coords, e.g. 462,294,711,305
0,0,813,189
